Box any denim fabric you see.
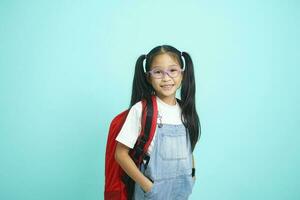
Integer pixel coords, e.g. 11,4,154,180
133,124,195,200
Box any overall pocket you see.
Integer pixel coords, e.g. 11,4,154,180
159,133,188,160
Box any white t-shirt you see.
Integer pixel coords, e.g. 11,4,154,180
115,95,184,155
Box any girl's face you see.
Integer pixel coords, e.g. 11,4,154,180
147,53,183,102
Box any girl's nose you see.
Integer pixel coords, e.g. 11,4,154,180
161,71,172,80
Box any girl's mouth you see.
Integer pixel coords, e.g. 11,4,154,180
161,84,174,90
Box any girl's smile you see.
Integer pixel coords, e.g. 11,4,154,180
160,84,175,90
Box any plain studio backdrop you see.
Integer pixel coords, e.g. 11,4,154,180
0,0,299,200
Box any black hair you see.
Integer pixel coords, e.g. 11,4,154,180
129,44,201,151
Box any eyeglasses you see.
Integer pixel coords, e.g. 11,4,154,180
146,66,184,79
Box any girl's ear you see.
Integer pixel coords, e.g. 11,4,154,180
146,75,152,84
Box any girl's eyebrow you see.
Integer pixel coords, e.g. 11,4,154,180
152,64,179,68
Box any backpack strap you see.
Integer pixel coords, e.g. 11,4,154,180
122,95,158,199
131,95,158,165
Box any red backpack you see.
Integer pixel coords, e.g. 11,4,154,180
104,95,158,200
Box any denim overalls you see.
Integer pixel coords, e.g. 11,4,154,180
133,124,195,200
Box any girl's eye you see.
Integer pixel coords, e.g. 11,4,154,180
154,70,162,74
170,68,180,73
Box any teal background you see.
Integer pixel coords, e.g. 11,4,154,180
0,0,299,200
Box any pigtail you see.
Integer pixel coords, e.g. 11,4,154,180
129,54,153,107
180,51,200,151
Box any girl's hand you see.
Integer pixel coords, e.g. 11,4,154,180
192,176,196,181
115,142,154,194
142,178,154,193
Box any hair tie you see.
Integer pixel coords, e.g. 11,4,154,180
181,51,186,71
143,54,147,73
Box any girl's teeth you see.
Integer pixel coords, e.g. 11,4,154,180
162,85,173,89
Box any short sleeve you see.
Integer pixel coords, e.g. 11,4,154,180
115,101,142,148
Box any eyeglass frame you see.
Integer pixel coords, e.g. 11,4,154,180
145,66,185,79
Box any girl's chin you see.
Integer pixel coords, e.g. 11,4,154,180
159,89,176,96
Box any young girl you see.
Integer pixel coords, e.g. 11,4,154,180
115,45,201,200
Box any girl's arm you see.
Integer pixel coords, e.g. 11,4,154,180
115,142,153,192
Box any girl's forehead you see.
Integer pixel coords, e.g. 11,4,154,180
150,53,180,68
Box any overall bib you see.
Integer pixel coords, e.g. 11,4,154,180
133,124,195,200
